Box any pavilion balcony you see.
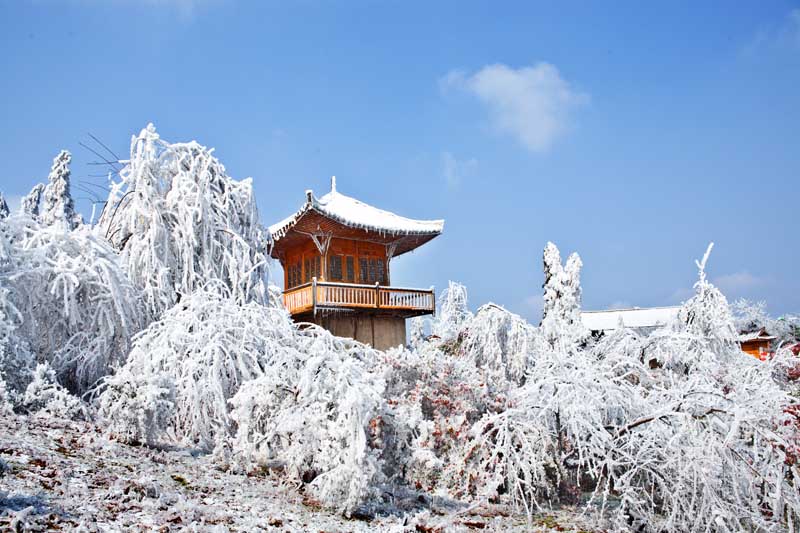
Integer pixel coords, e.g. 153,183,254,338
283,280,435,319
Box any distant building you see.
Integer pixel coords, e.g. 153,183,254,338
269,177,444,350
581,306,681,337
582,306,779,360
738,328,775,361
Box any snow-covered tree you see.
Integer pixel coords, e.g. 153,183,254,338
99,285,289,450
97,124,270,317
432,281,472,340
100,284,388,516
454,303,540,385
41,150,81,229
540,242,588,349
0,216,147,395
0,192,9,219
21,183,44,218
398,244,800,531
229,327,385,516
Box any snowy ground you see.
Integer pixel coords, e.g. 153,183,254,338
0,414,598,532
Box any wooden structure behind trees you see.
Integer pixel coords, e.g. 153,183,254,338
269,177,443,350
738,328,776,361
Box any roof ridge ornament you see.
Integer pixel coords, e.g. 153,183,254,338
331,175,337,193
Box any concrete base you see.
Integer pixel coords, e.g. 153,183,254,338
307,313,406,351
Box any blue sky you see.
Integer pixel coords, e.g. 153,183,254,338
1,1,798,321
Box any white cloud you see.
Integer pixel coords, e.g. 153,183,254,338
440,151,477,189
441,62,589,153
713,271,765,296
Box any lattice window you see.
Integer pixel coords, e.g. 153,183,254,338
345,256,355,282
328,255,343,281
286,262,297,288
359,258,369,284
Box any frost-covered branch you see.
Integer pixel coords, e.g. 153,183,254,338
96,124,271,316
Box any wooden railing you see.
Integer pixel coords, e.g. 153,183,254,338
282,280,435,316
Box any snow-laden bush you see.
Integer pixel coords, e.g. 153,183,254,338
380,348,510,498
401,242,800,531
97,124,270,317
431,281,472,340
561,244,798,530
229,327,385,515
99,283,292,450
0,215,147,395
456,303,540,385
0,285,35,405
22,362,88,420
100,284,388,515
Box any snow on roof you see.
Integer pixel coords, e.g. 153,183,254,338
738,330,776,342
581,306,680,333
269,176,444,240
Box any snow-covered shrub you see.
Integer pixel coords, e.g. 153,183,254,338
378,347,511,499
456,303,540,385
0,377,13,415
229,327,385,515
98,367,175,446
0,216,147,394
41,150,81,230
575,245,800,530
432,281,472,340
398,243,800,531
97,124,270,317
0,285,35,405
99,284,290,451
22,362,88,420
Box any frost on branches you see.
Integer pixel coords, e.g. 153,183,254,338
0,216,147,395
41,150,81,230
228,327,385,516
398,242,799,531
99,285,292,450
97,124,270,316
99,285,387,516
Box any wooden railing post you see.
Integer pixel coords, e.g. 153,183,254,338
312,277,317,316
375,282,380,308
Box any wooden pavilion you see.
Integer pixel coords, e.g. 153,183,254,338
269,177,444,350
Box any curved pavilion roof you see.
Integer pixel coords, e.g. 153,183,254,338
268,177,444,260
